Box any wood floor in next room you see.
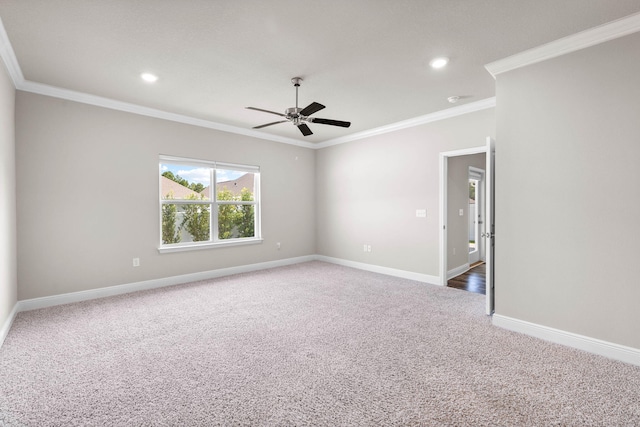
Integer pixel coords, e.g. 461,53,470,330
447,262,486,295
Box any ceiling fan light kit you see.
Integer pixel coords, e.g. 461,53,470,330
246,77,351,137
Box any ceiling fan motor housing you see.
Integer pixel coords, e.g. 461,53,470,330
286,107,303,124
286,107,302,116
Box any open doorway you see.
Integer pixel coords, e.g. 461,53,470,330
445,156,486,294
439,140,495,314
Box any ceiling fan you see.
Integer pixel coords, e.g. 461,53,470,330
246,77,351,136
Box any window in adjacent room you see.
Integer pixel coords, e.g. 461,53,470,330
159,156,261,252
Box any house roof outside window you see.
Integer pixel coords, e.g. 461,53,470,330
162,173,254,199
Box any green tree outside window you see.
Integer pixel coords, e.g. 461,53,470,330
162,192,181,244
181,194,210,242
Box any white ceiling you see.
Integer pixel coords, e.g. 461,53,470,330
1,1,640,144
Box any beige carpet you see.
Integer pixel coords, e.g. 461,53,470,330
1,261,639,426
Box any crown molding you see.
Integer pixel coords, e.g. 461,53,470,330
0,15,23,86
314,97,496,149
18,80,315,149
485,12,640,78
13,74,495,151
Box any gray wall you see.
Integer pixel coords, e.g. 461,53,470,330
16,92,316,300
447,153,485,270
495,32,640,348
316,109,495,278
0,60,16,331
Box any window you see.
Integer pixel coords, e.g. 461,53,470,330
159,156,261,252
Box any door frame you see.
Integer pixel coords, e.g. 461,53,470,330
439,144,492,312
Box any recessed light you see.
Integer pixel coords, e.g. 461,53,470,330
430,57,449,69
448,96,460,104
141,73,158,83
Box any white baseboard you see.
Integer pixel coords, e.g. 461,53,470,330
5,257,639,368
447,263,470,280
2,254,436,349
11,253,437,318
17,255,316,312
316,255,440,285
493,314,640,367
0,302,19,347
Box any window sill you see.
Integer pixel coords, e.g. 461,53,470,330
158,238,263,253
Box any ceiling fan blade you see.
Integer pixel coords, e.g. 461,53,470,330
299,102,325,117
297,123,313,136
253,120,288,129
310,118,351,128
246,107,286,117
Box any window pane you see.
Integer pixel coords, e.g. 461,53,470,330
218,204,255,239
216,170,255,202
160,164,211,200
178,204,211,243
161,204,181,244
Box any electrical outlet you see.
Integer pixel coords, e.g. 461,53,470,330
459,209,464,216
276,242,281,250
133,258,140,267
416,209,427,218
367,245,372,252
363,244,368,252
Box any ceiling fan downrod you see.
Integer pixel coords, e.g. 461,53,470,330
291,77,303,124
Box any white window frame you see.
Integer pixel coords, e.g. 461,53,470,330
158,155,262,253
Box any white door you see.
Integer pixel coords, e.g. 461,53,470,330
485,137,495,315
